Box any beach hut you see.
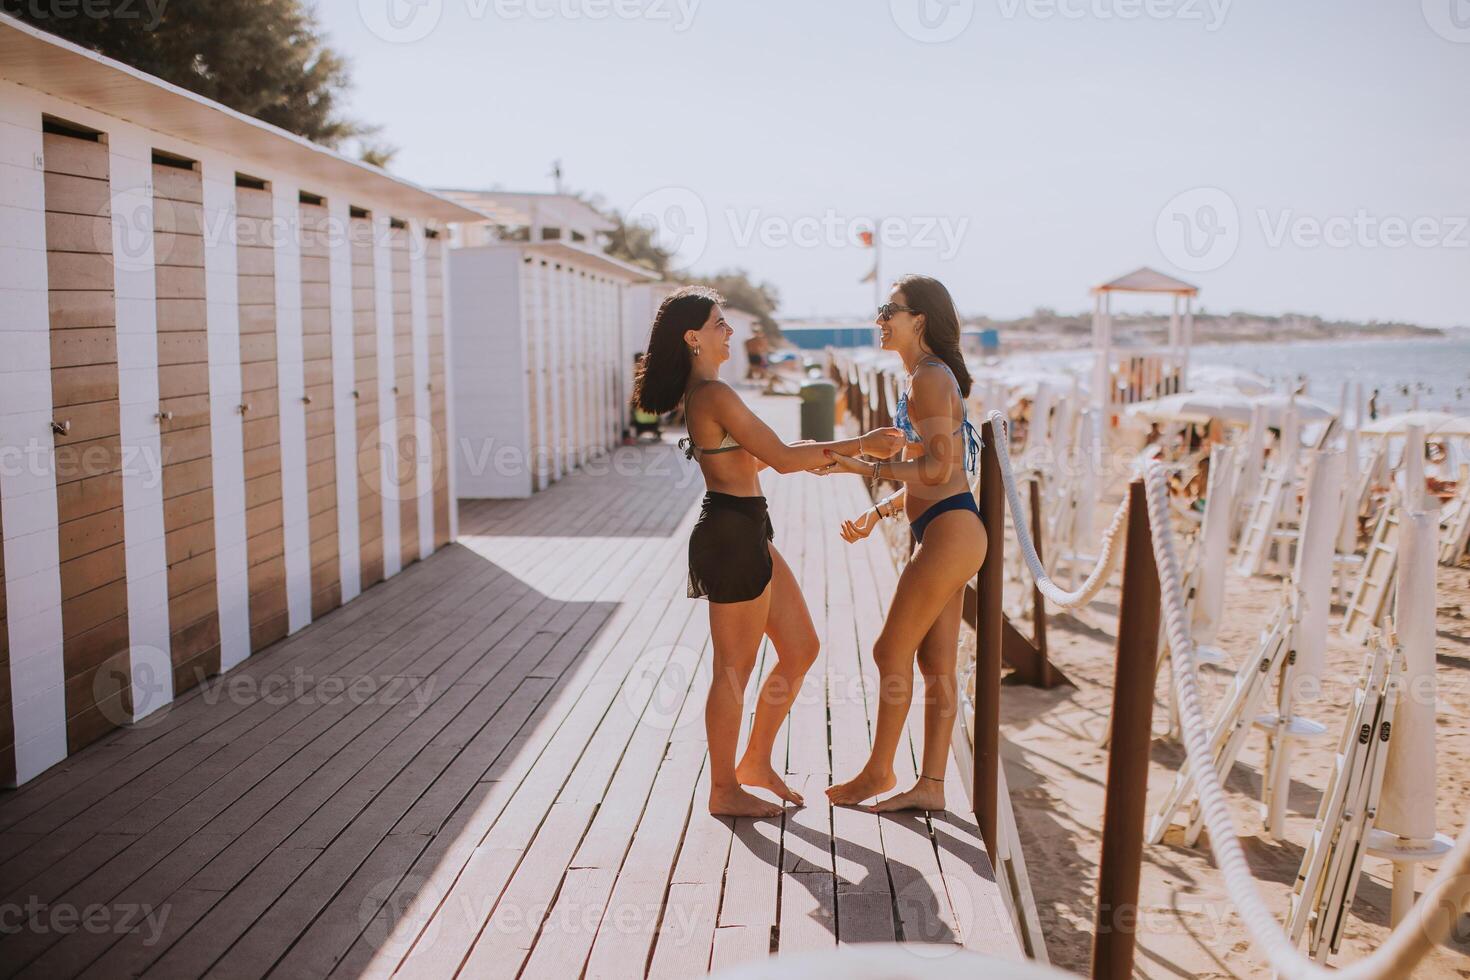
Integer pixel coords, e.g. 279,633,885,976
444,191,657,498
0,14,481,785
1091,267,1198,411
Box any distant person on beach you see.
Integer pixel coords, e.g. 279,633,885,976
1368,389,1380,420
816,275,986,812
632,286,903,817
744,327,769,381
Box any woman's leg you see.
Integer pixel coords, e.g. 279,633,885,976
870,583,965,812
736,544,819,804
706,584,785,817
827,509,985,805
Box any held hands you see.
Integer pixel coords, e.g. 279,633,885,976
818,451,873,477
839,508,881,543
859,427,906,459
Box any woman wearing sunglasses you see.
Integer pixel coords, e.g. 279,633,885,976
820,275,986,812
633,286,905,817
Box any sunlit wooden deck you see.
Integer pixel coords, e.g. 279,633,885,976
0,395,1018,978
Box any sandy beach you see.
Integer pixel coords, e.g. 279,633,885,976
970,500,1470,977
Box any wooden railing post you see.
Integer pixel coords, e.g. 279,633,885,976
974,418,1005,855
1028,476,1052,689
1091,479,1160,980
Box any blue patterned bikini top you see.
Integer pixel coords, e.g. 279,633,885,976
894,357,981,474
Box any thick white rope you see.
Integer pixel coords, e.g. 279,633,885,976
1141,461,1470,979
985,410,1129,609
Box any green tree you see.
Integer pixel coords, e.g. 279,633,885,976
5,0,366,146
597,205,782,336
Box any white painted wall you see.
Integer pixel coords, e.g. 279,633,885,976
0,86,68,783
328,197,361,603
271,181,311,633
199,153,251,672
373,213,400,578
451,246,530,498
108,128,172,723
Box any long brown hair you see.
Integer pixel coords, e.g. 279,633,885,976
631,285,724,415
895,274,971,398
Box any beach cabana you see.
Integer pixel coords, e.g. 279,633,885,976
444,191,658,498
0,14,481,784
1091,266,1198,410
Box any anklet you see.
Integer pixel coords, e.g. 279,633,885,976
919,775,945,783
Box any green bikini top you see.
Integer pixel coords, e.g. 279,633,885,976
679,379,745,460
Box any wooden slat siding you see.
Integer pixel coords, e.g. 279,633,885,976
389,226,418,568
350,216,383,589
425,236,450,549
301,201,340,617
153,161,223,697
44,130,131,754
235,185,289,652
0,501,13,788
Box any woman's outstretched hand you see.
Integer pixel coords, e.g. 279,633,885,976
861,427,906,459
839,508,881,543
820,451,872,477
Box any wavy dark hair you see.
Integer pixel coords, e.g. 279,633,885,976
894,274,971,399
631,285,725,415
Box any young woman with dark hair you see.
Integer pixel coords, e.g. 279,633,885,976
633,286,904,817
818,275,987,812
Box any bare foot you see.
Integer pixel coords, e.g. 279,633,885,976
734,758,805,805
869,778,946,813
826,767,896,806
709,784,784,817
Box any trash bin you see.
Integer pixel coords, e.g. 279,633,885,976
799,379,836,442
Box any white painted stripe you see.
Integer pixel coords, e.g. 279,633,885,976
328,197,361,601
409,221,432,560
0,88,67,782
199,155,251,672
373,214,401,577
271,182,311,632
440,241,458,540
108,129,173,722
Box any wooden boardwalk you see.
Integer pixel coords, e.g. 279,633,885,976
0,397,1018,978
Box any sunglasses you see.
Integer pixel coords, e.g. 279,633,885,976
877,303,919,322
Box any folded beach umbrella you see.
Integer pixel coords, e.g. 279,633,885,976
1124,391,1254,425
1430,415,1470,436
1360,409,1458,435
1190,364,1273,395
1248,393,1336,426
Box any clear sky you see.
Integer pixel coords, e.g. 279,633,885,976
320,0,1468,326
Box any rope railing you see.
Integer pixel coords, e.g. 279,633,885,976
1141,460,1470,980
979,404,1470,977
986,410,1129,610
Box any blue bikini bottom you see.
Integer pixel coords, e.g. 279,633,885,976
909,490,980,544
